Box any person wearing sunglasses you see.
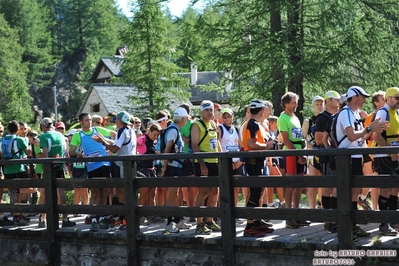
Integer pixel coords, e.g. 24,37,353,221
218,108,244,208
91,115,103,127
371,87,399,236
191,100,222,235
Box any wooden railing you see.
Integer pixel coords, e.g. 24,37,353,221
1,147,399,265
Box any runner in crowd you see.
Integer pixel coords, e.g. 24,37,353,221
371,87,399,235
278,92,310,229
333,86,388,240
302,95,325,209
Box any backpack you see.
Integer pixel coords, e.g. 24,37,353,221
306,115,317,147
329,107,362,169
188,119,217,153
159,125,185,166
1,136,20,159
160,125,180,154
370,107,399,145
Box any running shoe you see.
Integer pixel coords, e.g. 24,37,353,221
62,218,76,228
357,196,372,211
98,220,109,229
206,220,221,232
195,223,212,235
243,226,266,237
285,220,300,229
176,219,192,229
0,217,14,226
379,224,398,236
165,222,180,233
13,215,29,226
353,225,371,237
90,221,98,232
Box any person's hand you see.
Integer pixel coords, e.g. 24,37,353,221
92,135,102,143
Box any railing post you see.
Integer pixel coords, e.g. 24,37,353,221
124,160,139,265
336,154,353,249
218,157,236,265
43,163,59,265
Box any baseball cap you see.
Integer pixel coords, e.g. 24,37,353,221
117,111,132,125
249,99,265,109
346,86,370,99
312,96,324,103
385,87,399,99
200,100,214,111
55,121,65,129
66,129,77,137
174,107,188,118
214,103,222,110
40,117,53,128
339,94,347,105
324,91,341,100
221,108,233,115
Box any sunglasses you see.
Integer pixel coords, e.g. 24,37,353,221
0,130,3,133
135,121,141,124
391,96,399,101
95,121,102,125
27,133,38,137
222,115,232,119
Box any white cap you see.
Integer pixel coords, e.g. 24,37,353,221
249,99,265,109
174,107,188,118
346,86,370,99
200,100,214,111
67,129,77,136
312,96,324,104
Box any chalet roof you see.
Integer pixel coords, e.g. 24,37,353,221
89,57,123,82
77,84,193,117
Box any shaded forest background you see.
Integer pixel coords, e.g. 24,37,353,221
1,0,399,126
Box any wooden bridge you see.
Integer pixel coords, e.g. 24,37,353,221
1,147,399,265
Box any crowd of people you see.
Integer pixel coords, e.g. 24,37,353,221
0,86,398,240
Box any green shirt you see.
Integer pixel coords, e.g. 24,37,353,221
180,119,193,153
39,130,65,158
277,113,303,150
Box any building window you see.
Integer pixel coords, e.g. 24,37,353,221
91,104,100,113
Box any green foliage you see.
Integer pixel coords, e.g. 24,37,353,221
0,14,33,122
0,0,55,86
120,0,190,117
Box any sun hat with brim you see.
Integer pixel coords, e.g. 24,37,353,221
324,91,341,100
117,111,132,125
346,86,370,99
385,87,399,99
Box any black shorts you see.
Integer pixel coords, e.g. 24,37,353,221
88,166,110,178
310,157,322,173
232,164,244,176
363,154,372,164
194,162,218,177
4,172,28,180
373,157,393,175
351,158,363,175
137,168,157,178
72,167,88,179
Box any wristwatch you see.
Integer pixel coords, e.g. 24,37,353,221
366,126,371,133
